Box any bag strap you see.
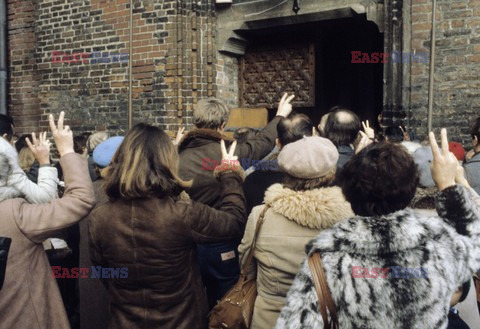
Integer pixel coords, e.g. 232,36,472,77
240,205,269,276
308,252,339,329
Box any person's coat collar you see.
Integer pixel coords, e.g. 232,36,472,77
263,183,353,230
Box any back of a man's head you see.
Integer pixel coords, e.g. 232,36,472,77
471,117,480,142
324,107,361,147
0,114,14,142
194,98,231,130
384,126,404,143
234,127,257,143
277,113,313,147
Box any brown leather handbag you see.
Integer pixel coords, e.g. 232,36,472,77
308,252,339,329
208,206,269,329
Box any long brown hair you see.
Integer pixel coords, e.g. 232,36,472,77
103,123,191,200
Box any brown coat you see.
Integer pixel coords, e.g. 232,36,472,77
88,172,246,329
178,116,281,207
79,179,109,329
0,153,96,329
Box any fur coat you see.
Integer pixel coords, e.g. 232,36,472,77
238,184,353,329
0,137,58,203
275,185,480,329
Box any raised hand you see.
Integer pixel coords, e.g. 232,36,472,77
399,126,410,141
220,140,238,162
49,111,74,157
362,120,375,140
429,128,458,191
355,131,373,154
174,127,185,146
455,164,470,188
276,93,295,118
26,132,51,165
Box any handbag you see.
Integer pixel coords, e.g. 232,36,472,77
0,237,12,291
208,206,269,329
308,252,339,329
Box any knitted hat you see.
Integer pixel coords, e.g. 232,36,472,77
413,146,435,188
278,136,339,179
448,142,465,161
93,136,124,168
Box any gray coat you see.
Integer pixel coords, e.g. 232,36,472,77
276,185,480,329
464,152,480,195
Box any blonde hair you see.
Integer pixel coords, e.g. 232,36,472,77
194,98,231,129
103,123,191,200
18,147,35,171
87,131,109,153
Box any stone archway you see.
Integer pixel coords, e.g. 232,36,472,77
216,0,405,126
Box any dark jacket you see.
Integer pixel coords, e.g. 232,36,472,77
336,145,355,169
178,116,281,208
88,172,246,329
244,169,285,215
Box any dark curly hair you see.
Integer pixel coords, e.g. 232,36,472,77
338,142,419,216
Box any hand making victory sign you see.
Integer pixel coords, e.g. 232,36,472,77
429,128,460,191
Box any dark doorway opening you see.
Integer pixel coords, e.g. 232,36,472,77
240,14,384,127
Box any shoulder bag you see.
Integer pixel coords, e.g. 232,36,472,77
208,206,269,329
308,252,339,329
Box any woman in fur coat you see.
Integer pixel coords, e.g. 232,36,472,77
238,136,353,329
276,129,480,329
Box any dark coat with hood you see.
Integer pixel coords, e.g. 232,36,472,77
178,116,281,208
87,170,247,329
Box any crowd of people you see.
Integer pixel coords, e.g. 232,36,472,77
0,94,480,329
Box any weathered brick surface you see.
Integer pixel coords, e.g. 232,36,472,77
9,0,217,135
216,53,238,107
8,0,40,134
409,0,480,144
9,0,480,145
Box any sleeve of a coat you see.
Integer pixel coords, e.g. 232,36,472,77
186,172,247,243
88,214,109,287
12,153,96,244
8,161,58,204
1,137,58,204
435,184,480,283
238,206,262,277
275,259,324,329
235,116,281,161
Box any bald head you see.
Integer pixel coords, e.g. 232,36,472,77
335,111,355,124
277,113,313,147
324,107,361,147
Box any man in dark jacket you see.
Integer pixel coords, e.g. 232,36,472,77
178,94,294,307
243,113,313,215
324,106,361,170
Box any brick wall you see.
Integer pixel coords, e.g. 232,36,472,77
8,0,218,136
216,53,238,107
8,0,40,134
409,0,480,144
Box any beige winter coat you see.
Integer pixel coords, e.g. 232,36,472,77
238,183,353,329
0,153,95,329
